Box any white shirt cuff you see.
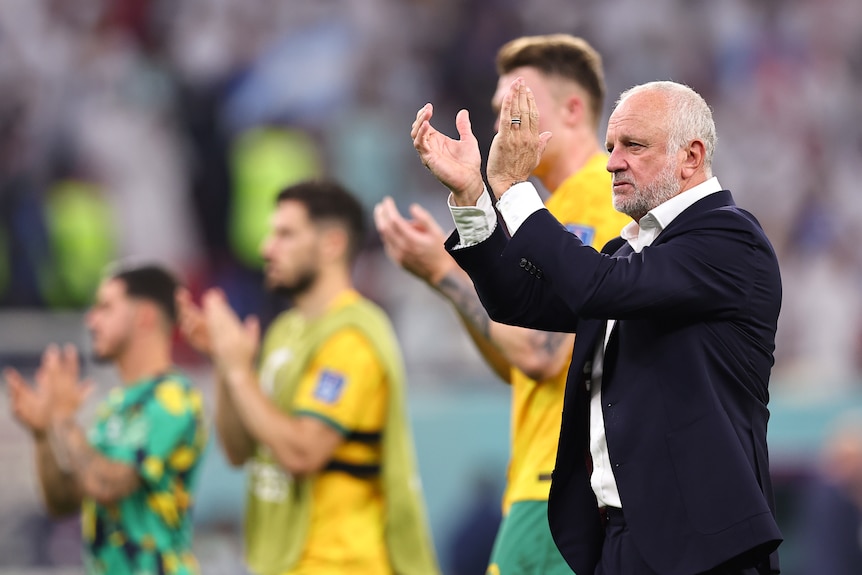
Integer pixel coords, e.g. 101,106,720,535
448,188,497,248
496,181,545,235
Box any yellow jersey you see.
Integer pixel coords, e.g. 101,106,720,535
502,153,630,512
247,291,392,575
289,323,391,575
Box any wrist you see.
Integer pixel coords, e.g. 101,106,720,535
50,410,78,426
488,178,526,201
428,258,458,288
449,178,486,207
224,364,256,389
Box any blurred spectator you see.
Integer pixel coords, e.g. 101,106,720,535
2,0,862,571
39,178,116,308
447,473,503,575
796,411,862,575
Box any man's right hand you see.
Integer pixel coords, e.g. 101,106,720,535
4,366,51,438
373,197,457,287
411,103,485,206
176,288,212,356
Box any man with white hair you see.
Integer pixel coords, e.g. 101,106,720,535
411,79,783,574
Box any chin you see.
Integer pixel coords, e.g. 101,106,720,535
89,344,114,364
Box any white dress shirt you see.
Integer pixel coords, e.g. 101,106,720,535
449,176,723,508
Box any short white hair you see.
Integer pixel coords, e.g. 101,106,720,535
616,81,717,175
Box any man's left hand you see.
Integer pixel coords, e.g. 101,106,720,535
38,344,92,423
487,78,552,199
202,289,260,385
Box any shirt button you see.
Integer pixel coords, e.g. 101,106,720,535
520,258,528,268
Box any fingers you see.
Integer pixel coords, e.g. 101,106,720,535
373,196,401,237
3,367,26,396
498,78,536,134
244,315,260,343
384,202,430,248
38,344,62,385
408,203,445,236
202,287,228,310
454,109,475,143
176,287,197,316
411,103,433,141
375,197,411,249
62,344,79,381
413,119,434,154
176,288,204,329
499,81,514,127
518,80,531,130
511,78,525,126
376,202,410,266
202,289,241,343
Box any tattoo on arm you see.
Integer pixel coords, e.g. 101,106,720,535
437,273,491,338
49,418,140,504
34,434,82,515
532,330,569,359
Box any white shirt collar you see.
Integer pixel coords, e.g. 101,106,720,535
620,176,722,252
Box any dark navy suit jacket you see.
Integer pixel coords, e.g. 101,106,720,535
447,190,783,575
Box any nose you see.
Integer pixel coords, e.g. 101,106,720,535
84,309,96,329
260,235,273,260
606,147,625,174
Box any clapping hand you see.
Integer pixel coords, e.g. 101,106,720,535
38,344,93,422
4,344,92,436
411,104,485,206
176,288,212,356
373,197,457,286
201,289,260,384
486,78,552,199
5,365,52,438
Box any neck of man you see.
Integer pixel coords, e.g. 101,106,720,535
539,128,605,192
116,335,173,386
293,265,353,321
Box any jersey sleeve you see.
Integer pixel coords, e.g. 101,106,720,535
291,327,386,436
99,379,205,487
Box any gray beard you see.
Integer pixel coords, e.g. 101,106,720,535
613,158,681,220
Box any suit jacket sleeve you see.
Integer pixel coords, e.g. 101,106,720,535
445,221,582,333
449,202,779,334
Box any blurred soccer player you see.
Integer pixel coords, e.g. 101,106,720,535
178,180,439,575
5,264,207,574
375,34,629,575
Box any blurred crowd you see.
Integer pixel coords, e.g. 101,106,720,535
1,0,861,390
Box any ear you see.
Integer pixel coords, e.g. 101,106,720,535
680,139,705,180
136,301,168,333
320,226,350,263
561,94,586,128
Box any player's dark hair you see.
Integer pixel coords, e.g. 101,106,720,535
276,179,367,263
110,264,181,324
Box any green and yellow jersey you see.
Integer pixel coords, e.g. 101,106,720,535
84,373,207,575
503,152,630,512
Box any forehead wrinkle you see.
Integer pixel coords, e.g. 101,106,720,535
607,99,671,149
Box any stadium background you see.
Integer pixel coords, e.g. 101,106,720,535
1,0,862,573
